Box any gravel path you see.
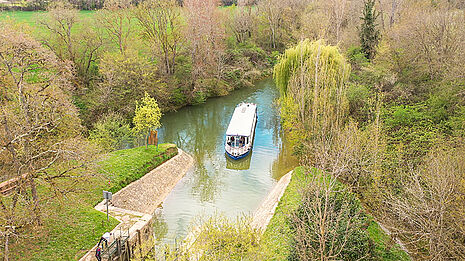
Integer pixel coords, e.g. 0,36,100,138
111,148,194,214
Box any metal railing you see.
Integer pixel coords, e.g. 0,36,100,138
101,229,131,260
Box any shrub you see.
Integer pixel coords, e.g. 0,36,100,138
89,113,132,152
190,214,262,260
142,214,262,261
347,46,369,69
346,83,374,124
289,170,374,260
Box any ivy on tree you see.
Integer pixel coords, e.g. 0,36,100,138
359,0,380,60
133,92,162,148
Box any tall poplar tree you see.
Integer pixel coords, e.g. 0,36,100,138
360,0,380,60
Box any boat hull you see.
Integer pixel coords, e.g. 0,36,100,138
225,149,250,160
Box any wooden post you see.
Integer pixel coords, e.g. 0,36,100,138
117,239,121,260
137,229,142,258
128,239,132,260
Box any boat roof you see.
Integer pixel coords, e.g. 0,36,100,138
226,103,257,137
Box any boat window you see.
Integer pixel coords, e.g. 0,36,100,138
229,136,246,148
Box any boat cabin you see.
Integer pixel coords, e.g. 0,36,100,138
225,103,257,160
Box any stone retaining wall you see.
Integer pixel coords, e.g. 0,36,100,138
251,170,293,232
79,148,194,261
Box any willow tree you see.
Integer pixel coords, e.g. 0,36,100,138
274,39,351,145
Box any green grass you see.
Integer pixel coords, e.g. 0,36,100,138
0,10,95,26
261,166,410,260
8,143,177,260
101,144,178,193
367,219,411,260
261,166,305,260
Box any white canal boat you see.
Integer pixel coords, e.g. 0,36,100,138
225,103,258,160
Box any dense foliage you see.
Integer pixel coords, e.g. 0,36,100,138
273,1,465,260
274,39,351,148
1,0,464,259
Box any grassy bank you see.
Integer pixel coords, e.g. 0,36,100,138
101,144,178,193
261,167,410,260
0,10,95,26
9,144,177,260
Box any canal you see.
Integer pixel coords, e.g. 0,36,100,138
155,78,298,242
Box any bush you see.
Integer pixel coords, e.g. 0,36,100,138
347,46,369,69
289,170,374,261
143,214,262,261
191,90,207,105
189,214,262,260
346,83,374,124
89,113,132,152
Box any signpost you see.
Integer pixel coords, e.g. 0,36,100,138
103,191,112,222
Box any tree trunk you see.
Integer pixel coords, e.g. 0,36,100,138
29,177,42,226
4,233,9,261
390,0,397,28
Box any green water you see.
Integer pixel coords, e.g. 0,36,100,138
154,78,298,241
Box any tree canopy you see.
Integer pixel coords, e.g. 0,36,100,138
133,92,162,134
274,39,351,143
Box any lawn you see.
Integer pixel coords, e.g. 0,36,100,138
7,144,177,260
261,167,410,260
100,144,178,194
0,10,95,26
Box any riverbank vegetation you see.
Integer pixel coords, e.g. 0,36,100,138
143,167,408,260
1,0,464,259
0,143,175,260
152,0,463,259
261,167,408,260
272,1,465,259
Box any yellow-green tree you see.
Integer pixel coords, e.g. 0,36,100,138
274,39,351,148
133,92,162,148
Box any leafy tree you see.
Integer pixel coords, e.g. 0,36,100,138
387,2,465,80
0,22,94,259
290,169,374,260
96,0,133,54
184,0,225,87
274,39,351,146
134,0,183,75
359,0,380,60
256,0,308,50
228,0,254,44
385,145,465,260
92,49,167,123
133,92,162,148
89,113,132,152
38,1,104,84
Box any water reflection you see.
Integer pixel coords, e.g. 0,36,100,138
225,153,252,170
156,78,298,240
152,210,168,240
